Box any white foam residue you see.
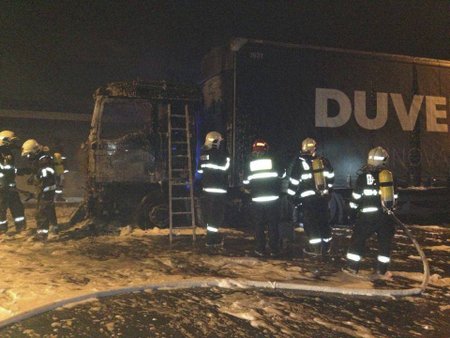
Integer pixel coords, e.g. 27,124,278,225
424,245,450,252
314,317,376,338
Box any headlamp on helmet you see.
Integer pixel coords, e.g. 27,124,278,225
252,139,269,153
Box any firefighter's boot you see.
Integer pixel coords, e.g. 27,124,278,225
342,260,360,276
206,230,223,248
15,220,26,233
376,261,389,276
303,243,322,257
321,240,332,257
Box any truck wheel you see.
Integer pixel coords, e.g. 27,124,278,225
147,204,169,228
328,191,346,226
134,191,169,229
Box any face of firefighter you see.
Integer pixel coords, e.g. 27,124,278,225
211,138,222,149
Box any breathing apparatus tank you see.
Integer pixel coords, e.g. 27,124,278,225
53,152,65,176
312,158,326,192
379,169,395,210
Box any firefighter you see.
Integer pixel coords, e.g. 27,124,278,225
21,139,58,240
287,137,334,256
344,146,398,276
0,130,26,234
198,131,230,247
243,139,282,257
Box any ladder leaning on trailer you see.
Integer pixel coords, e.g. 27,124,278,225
167,102,196,245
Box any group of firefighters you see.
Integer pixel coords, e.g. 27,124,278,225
198,131,398,277
0,130,66,241
1,126,398,276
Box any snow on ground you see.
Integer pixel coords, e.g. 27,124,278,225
0,205,448,326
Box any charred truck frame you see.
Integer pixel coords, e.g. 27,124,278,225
84,81,199,228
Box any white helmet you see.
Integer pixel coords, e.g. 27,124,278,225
367,146,389,167
21,139,43,157
204,131,223,149
0,130,17,146
301,137,317,154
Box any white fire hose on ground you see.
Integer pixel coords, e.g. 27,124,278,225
0,215,430,329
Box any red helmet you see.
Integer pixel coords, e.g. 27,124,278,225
252,139,269,153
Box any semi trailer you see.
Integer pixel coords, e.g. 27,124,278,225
200,38,450,189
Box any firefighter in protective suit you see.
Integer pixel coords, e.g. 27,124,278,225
243,139,282,257
0,130,26,233
344,146,398,276
22,139,58,240
198,131,230,247
287,138,334,256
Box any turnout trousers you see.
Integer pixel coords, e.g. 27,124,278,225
36,191,57,231
249,199,280,254
347,211,395,273
201,192,226,245
302,196,331,242
0,189,26,232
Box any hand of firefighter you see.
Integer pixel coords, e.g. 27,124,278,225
240,186,250,195
288,194,301,207
382,202,396,214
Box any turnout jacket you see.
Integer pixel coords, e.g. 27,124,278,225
349,165,397,214
0,146,18,190
243,153,282,202
287,153,334,201
28,151,57,194
198,146,230,193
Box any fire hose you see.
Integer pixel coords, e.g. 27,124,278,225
0,213,430,329
389,211,430,292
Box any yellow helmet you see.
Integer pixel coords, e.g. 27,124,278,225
21,139,43,157
204,131,223,149
367,146,389,167
0,130,17,146
301,137,317,154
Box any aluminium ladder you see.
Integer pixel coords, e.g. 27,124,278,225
167,102,196,245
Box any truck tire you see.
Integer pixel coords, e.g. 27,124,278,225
134,191,169,229
328,191,346,226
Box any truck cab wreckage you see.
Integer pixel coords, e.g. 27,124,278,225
78,80,200,231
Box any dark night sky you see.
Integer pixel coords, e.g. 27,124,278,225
1,0,449,113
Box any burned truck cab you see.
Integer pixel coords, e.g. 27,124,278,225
85,81,199,227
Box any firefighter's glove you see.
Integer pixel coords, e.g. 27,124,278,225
291,196,302,207
239,186,249,194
